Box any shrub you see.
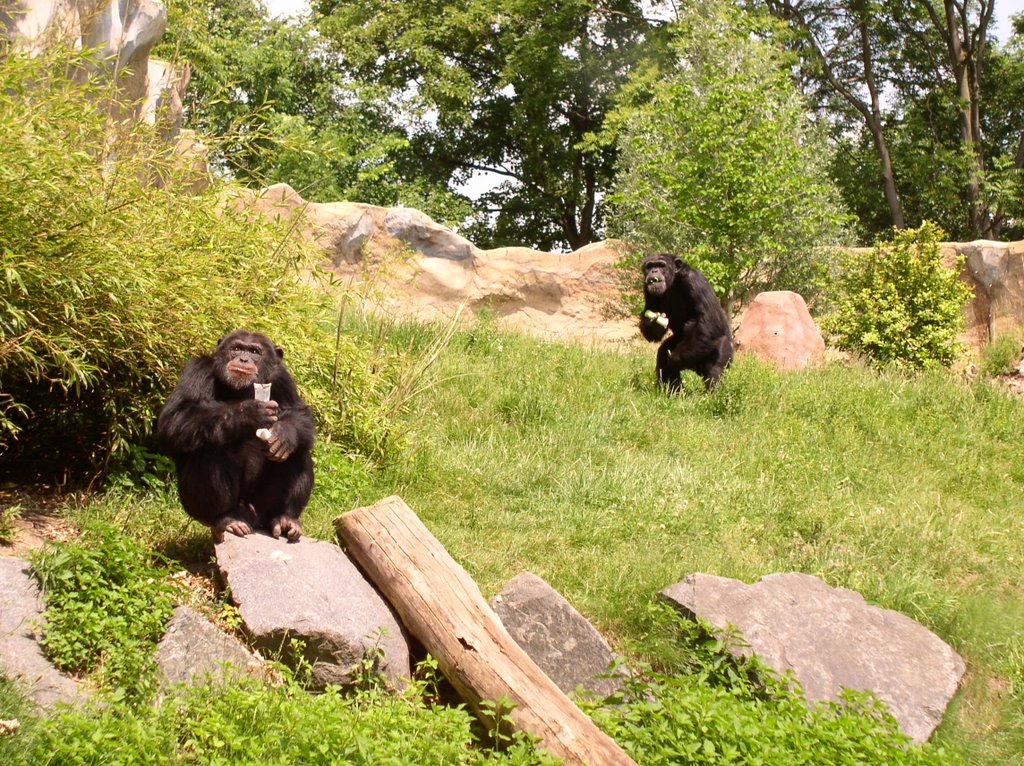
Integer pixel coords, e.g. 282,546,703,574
29,523,178,700
0,45,437,479
823,222,972,369
585,603,965,766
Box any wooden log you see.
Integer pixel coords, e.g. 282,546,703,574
335,495,637,766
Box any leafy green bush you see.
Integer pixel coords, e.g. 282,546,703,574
823,222,972,369
10,661,556,766
29,523,178,700
0,45,440,478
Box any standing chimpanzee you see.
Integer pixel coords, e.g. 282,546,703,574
156,329,315,542
638,253,733,391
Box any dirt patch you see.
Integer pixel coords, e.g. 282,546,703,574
0,487,79,558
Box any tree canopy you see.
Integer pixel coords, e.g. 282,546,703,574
313,0,668,251
608,2,848,308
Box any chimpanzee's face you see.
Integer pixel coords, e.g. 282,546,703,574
642,254,677,298
215,331,279,389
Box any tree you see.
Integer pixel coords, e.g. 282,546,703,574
608,2,848,311
313,0,666,251
760,0,1024,241
757,0,907,230
155,0,427,208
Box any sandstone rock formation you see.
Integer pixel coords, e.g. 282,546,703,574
235,184,638,345
2,0,185,132
734,291,826,370
951,240,1024,346
660,571,965,743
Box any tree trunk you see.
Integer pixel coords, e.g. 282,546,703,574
335,495,639,766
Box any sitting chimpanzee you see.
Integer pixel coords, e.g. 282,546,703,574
156,329,315,542
638,253,733,391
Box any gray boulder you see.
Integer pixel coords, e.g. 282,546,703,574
215,533,411,689
490,571,624,699
155,605,266,688
0,557,86,708
660,572,965,743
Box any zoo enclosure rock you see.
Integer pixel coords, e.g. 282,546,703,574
952,240,1024,345
215,532,411,689
235,183,638,345
734,291,825,370
490,571,626,699
155,605,267,688
660,571,965,743
0,557,88,709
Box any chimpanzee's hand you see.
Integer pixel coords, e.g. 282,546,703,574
238,399,279,429
263,427,296,462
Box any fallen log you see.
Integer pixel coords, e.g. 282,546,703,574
335,495,637,766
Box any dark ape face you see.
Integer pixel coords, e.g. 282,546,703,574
641,253,680,298
215,330,282,390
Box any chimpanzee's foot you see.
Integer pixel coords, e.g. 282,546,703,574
270,515,302,542
212,515,254,543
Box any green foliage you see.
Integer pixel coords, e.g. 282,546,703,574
979,330,1024,378
584,604,963,765
316,0,664,251
608,1,848,307
0,502,20,544
0,44,438,479
28,524,178,700
823,222,973,369
8,662,556,766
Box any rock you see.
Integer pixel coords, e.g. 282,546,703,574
215,533,411,689
490,571,624,699
235,184,638,345
734,291,825,370
155,605,266,687
660,572,964,743
949,240,1024,346
0,557,86,709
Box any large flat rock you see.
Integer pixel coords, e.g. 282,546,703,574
661,572,965,743
215,533,411,688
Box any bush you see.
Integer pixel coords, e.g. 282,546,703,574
823,222,972,369
29,524,178,700
0,45,436,479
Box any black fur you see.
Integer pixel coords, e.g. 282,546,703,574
638,253,733,391
156,330,315,542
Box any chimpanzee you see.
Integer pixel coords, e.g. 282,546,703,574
156,329,315,542
638,253,733,391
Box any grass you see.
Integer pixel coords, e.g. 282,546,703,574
18,314,1024,764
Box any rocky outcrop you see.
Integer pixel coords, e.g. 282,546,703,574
490,571,625,699
734,291,826,370
235,184,637,345
0,557,87,709
240,185,1024,352
2,0,185,133
660,572,965,743
215,532,411,689
950,240,1024,346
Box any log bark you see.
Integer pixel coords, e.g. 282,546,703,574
335,495,637,766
